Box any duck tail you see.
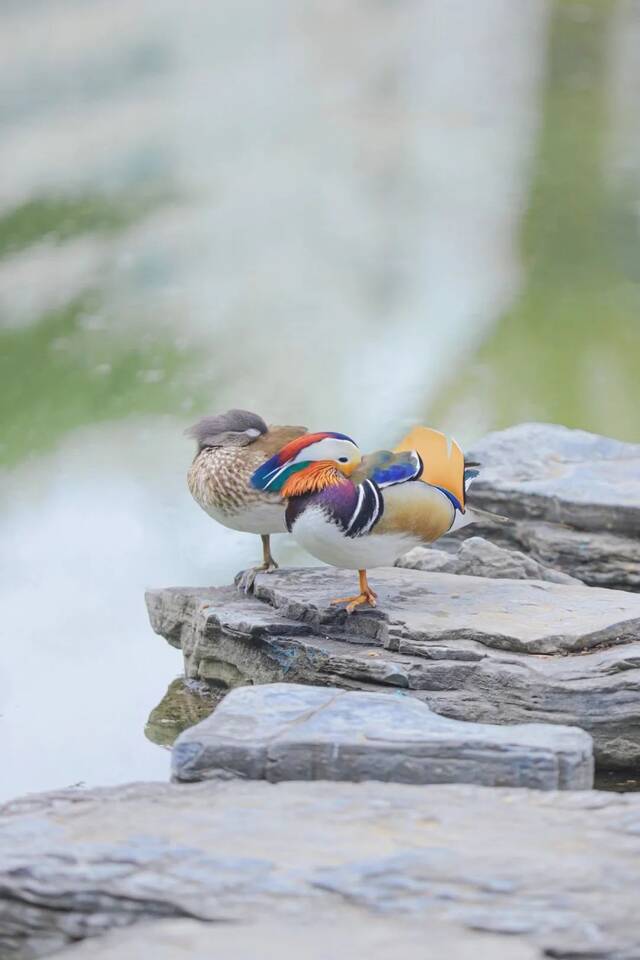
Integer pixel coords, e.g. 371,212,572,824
465,506,512,525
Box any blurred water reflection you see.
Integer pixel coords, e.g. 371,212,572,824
435,0,640,439
0,0,638,799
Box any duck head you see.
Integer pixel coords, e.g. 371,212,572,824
187,410,267,449
251,431,361,495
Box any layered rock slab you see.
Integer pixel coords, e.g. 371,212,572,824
462,422,640,590
2,780,640,959
397,535,581,584
172,682,593,789
146,566,640,768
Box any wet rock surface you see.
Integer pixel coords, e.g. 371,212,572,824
461,423,640,590
2,779,639,960
172,682,593,789
146,566,640,769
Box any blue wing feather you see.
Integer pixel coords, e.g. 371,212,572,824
356,450,422,489
370,461,420,487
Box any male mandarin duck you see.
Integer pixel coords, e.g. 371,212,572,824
250,426,501,612
187,409,306,577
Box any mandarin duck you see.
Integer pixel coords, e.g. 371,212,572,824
187,409,306,579
250,426,504,612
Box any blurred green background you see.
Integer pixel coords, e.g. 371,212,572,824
1,0,639,470
434,0,640,438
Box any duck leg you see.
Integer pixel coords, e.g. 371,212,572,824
260,534,279,573
331,569,378,614
237,535,279,593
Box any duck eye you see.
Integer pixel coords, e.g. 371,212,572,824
338,457,349,463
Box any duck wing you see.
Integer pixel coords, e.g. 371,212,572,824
252,424,308,456
393,425,469,510
344,449,433,540
393,426,510,528
347,431,461,543
351,429,508,542
351,449,422,488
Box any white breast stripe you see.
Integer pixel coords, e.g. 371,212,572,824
362,480,380,534
345,479,383,537
346,484,365,534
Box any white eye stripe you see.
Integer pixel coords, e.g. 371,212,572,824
292,437,360,464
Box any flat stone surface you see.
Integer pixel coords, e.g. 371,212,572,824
52,916,539,960
398,536,581,584
2,780,639,959
466,422,640,532
146,567,640,769
250,567,640,655
461,423,640,590
172,683,593,789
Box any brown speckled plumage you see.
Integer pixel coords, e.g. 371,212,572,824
188,445,277,516
187,420,307,523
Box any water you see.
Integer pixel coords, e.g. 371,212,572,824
1,0,639,802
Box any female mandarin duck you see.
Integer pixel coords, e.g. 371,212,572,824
187,409,306,577
250,426,493,612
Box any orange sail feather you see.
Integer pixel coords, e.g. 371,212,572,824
394,426,466,509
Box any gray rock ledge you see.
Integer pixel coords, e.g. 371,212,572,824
172,682,593,789
146,566,640,769
2,780,640,959
461,423,640,590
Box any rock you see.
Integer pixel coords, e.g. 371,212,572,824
460,423,640,590
146,567,640,769
51,916,540,960
397,536,580,584
2,779,640,959
172,682,593,789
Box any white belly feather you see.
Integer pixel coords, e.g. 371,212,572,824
203,500,287,535
291,505,419,570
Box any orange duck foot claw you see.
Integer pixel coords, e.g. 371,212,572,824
331,589,378,614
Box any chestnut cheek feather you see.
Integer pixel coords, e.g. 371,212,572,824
281,463,343,498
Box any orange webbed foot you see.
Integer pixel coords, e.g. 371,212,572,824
331,573,378,614
330,591,377,614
